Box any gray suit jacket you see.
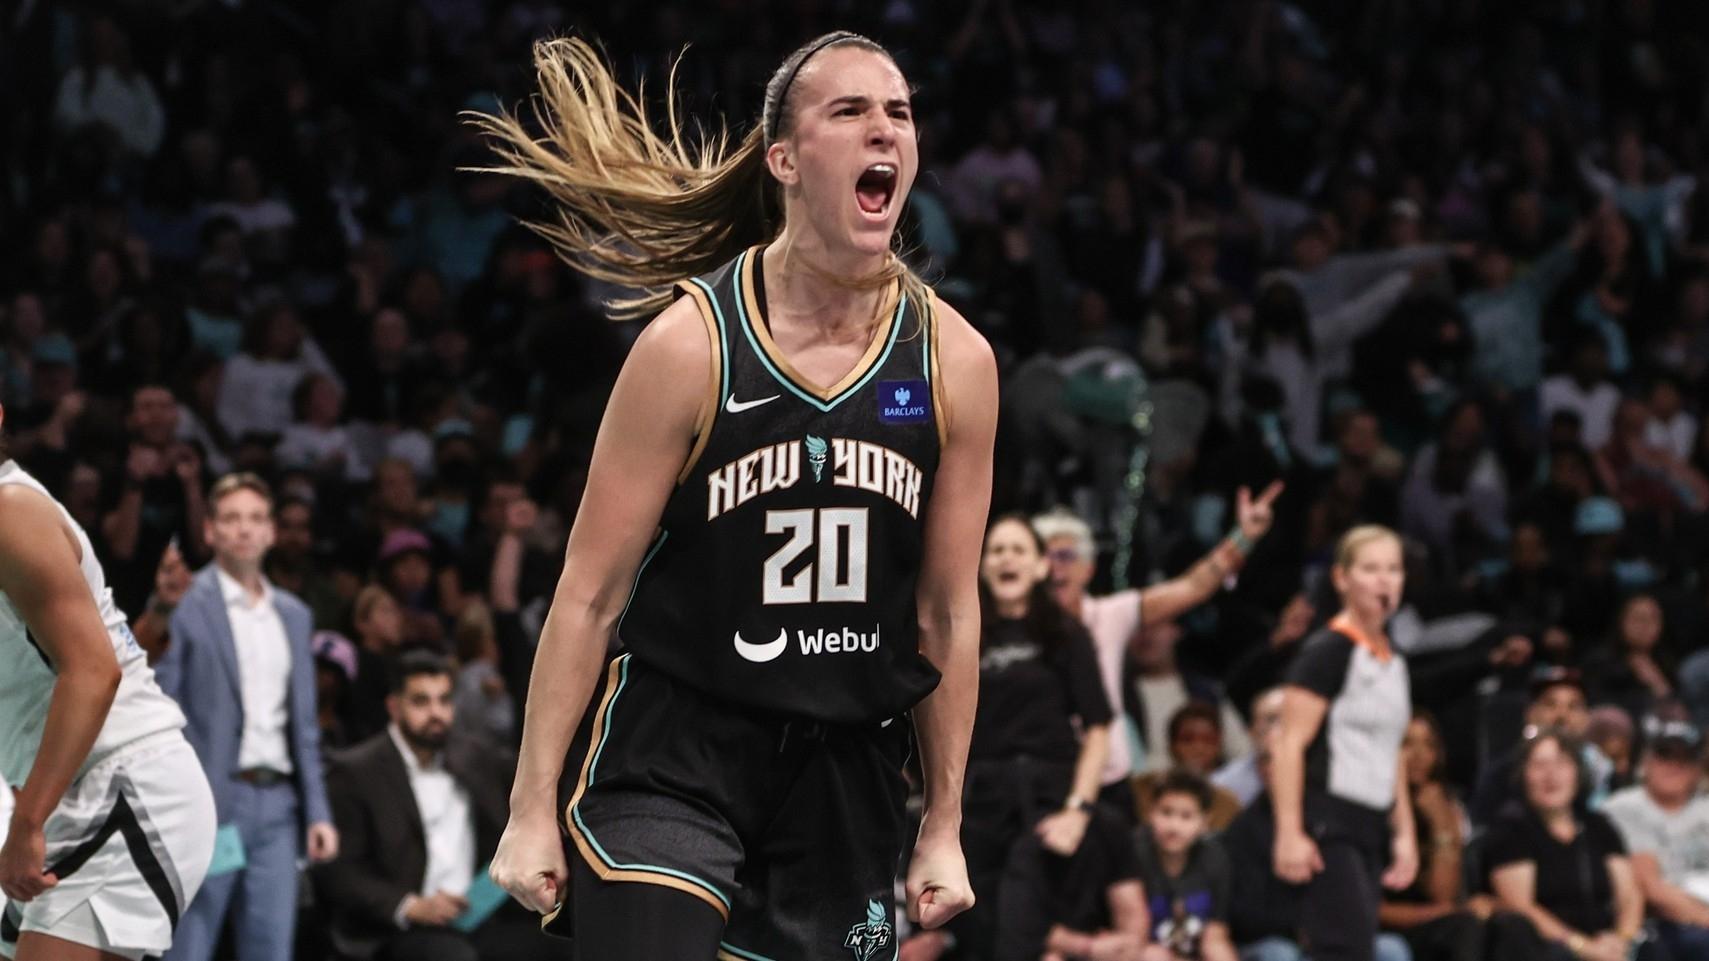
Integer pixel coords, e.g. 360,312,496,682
155,565,331,827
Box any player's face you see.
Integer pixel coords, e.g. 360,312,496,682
772,46,917,260
206,488,276,567
981,519,1048,610
389,672,453,751
1148,792,1206,856
1331,535,1403,626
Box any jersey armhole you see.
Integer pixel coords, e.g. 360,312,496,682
673,280,725,484
925,288,949,449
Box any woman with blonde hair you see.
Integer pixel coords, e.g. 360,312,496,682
469,31,995,960
1271,525,1418,961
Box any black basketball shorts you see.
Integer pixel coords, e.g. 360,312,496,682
545,653,913,961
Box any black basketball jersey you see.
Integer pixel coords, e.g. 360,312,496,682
617,246,945,723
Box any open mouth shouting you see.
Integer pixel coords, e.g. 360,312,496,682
855,162,898,220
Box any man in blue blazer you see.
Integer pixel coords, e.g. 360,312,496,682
155,472,339,961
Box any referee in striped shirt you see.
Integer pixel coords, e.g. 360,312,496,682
1271,526,1419,961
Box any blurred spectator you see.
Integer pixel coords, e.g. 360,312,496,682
316,651,563,961
1583,595,1677,725
1131,770,1239,961
312,630,360,750
1399,400,1508,571
1124,619,1251,776
984,816,1146,961
51,15,165,159
264,495,345,629
1472,667,1613,825
1602,718,1709,961
1131,703,1242,831
1033,485,1276,802
954,515,1114,960
1485,729,1658,961
1381,711,1532,961
217,300,340,441
1212,688,1284,808
347,584,409,744
1540,334,1623,453
449,600,514,747
1585,707,1638,794
101,384,209,614
377,527,449,648
131,536,192,663
277,373,369,483
156,473,337,961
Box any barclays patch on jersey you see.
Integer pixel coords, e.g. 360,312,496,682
877,380,930,424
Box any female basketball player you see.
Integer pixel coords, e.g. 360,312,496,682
472,33,994,961
0,411,216,961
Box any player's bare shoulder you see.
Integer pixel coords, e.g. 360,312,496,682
929,294,998,439
610,294,717,437
0,482,76,565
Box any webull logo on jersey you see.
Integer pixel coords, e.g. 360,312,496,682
706,437,923,520
732,625,881,662
877,379,930,424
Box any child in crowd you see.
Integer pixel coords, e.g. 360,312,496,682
1133,770,1238,961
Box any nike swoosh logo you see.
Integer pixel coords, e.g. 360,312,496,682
725,394,781,413
733,628,788,663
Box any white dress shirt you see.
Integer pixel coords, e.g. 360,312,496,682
388,725,476,906
218,568,294,775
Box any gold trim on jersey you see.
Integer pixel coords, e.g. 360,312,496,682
674,280,725,485
738,246,900,402
560,657,733,922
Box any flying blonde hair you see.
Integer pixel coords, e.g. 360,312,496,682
463,33,929,320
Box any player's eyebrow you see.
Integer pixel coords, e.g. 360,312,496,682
825,95,913,112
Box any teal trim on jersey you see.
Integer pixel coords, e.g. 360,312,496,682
721,937,895,961
614,530,668,635
687,276,732,406
573,654,734,911
731,249,906,413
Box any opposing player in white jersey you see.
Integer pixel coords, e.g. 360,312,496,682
0,410,216,961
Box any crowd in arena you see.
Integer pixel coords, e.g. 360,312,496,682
7,0,1709,959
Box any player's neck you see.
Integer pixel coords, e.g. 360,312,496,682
762,235,888,333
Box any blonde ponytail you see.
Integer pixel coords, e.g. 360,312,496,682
466,34,930,322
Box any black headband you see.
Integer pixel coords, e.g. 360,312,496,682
764,32,860,144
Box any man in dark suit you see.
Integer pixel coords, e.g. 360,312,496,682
316,651,568,961
157,472,338,961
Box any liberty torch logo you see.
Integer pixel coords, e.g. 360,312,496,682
806,434,828,482
843,900,893,961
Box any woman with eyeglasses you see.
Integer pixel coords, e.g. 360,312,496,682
1271,525,1417,961
1033,482,1281,811
1485,728,1658,961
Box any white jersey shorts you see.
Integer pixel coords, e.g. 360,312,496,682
1,732,215,961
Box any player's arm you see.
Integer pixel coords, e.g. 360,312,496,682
907,299,997,928
491,296,709,912
0,485,123,899
1138,481,1280,627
